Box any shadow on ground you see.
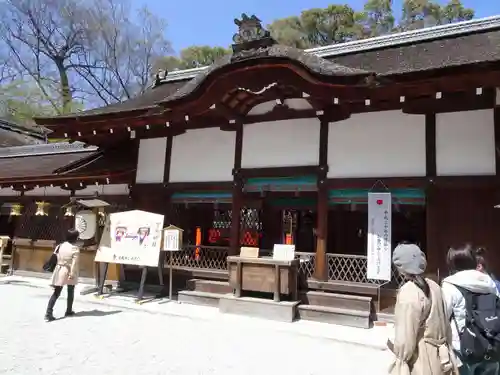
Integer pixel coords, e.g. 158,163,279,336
0,279,44,289
72,309,122,317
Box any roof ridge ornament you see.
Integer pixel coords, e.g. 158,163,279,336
231,13,276,60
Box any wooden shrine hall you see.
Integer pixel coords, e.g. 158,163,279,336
28,14,500,325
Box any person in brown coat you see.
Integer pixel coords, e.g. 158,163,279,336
388,243,459,375
45,228,80,322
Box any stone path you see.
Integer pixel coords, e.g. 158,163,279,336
0,282,393,375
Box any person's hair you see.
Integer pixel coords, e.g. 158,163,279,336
408,274,430,298
446,244,477,274
65,228,80,244
396,240,430,298
475,247,489,273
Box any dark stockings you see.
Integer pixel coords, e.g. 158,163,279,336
45,285,75,318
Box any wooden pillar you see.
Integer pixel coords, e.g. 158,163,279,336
424,112,439,278
163,135,174,223
313,117,329,281
494,92,500,176
230,124,243,255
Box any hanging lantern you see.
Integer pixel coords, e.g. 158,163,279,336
64,206,75,217
35,201,49,216
10,203,23,216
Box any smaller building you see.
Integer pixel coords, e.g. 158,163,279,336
0,118,47,147
0,141,136,279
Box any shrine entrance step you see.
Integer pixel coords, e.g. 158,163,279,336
186,278,232,294
219,294,300,322
177,290,226,307
297,305,371,328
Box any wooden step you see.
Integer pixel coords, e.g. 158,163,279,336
0,263,9,274
219,295,299,322
297,304,371,329
186,279,232,294
299,290,372,311
375,312,395,324
178,290,224,307
308,279,380,296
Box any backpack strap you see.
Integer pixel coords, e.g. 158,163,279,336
453,285,476,320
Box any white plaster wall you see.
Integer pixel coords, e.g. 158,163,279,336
0,187,20,197
0,184,129,198
328,110,426,178
74,184,130,196
135,138,167,183
436,109,495,176
169,128,235,182
242,118,320,168
25,187,71,196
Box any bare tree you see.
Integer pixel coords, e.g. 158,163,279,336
72,0,171,105
0,0,171,114
0,0,90,113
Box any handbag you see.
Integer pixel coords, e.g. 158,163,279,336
42,245,60,272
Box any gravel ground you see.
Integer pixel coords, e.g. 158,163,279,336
0,283,392,375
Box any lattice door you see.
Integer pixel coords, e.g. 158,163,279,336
240,208,262,247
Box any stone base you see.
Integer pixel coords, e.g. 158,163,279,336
178,290,224,307
297,304,371,329
219,295,299,322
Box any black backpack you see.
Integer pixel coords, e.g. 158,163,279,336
453,285,500,362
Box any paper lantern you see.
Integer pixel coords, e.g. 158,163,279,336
75,210,97,240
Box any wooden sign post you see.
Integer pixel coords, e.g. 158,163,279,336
162,225,183,301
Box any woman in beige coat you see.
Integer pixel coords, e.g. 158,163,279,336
388,243,459,375
45,228,80,322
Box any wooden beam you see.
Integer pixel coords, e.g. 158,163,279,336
313,117,329,281
49,89,494,140
230,122,244,256
494,91,500,175
425,113,437,177
239,165,320,179
163,135,173,184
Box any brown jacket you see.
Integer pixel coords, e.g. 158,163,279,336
389,278,459,375
50,242,80,286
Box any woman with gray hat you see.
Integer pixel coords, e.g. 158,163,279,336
388,242,458,375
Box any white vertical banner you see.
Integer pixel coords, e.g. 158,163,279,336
367,192,392,281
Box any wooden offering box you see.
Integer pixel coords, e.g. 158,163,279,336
227,256,299,302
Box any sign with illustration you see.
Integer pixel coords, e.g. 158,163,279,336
95,210,164,267
367,192,392,281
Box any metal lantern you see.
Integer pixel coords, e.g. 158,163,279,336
64,206,75,217
35,201,49,216
9,203,22,216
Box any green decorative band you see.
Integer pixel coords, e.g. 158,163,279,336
245,175,317,192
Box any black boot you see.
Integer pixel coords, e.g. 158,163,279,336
44,313,56,322
45,304,56,322
65,285,75,317
45,286,62,321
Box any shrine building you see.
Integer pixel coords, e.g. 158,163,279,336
2,14,500,325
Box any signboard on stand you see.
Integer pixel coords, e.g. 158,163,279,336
95,210,164,267
162,225,183,251
273,244,296,261
367,192,392,281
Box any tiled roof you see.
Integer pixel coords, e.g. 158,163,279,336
0,141,136,182
34,16,500,123
0,151,95,179
0,118,47,147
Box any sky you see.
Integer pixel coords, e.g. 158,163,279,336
133,0,500,53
